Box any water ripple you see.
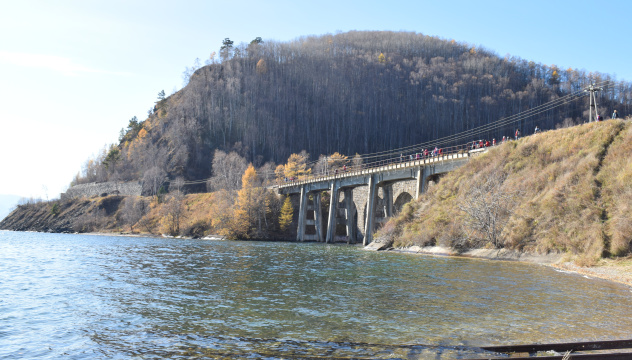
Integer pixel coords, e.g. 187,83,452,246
1,230,632,359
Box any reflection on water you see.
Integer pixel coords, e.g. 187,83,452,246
1,231,631,359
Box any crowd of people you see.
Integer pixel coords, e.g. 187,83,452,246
399,147,445,163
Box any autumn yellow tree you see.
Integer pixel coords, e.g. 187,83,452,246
275,164,286,184
231,164,271,239
208,189,235,237
549,64,560,85
279,196,293,232
159,191,185,236
284,151,311,179
327,152,349,171
256,58,267,74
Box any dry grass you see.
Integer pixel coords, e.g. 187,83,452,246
385,120,632,262
596,122,632,255
131,193,221,236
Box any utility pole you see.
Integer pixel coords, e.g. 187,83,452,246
584,83,603,122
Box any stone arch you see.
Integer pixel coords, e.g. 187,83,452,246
393,192,413,213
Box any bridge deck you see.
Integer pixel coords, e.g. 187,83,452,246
277,150,483,193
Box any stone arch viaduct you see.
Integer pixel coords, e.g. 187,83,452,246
277,150,485,245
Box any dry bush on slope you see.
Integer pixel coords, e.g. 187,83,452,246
458,172,521,249
388,121,627,262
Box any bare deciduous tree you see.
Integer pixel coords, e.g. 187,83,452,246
457,173,520,248
142,166,167,197
207,150,247,191
172,176,186,194
257,161,277,187
352,153,363,170
313,155,328,176
160,191,186,236
135,198,152,232
123,196,149,232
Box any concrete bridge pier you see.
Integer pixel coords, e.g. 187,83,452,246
363,175,377,246
313,193,324,242
363,180,397,245
296,186,307,242
415,167,424,199
325,181,339,243
343,189,357,243
297,187,325,242
382,183,393,218
415,166,433,199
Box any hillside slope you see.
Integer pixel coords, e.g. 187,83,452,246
0,190,290,241
73,31,632,190
376,120,632,265
0,197,120,233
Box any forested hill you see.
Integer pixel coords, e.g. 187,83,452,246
77,31,632,189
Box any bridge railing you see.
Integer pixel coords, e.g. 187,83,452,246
278,141,492,187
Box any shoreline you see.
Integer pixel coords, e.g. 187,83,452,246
370,244,632,288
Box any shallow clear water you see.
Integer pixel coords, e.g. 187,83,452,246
1,230,631,359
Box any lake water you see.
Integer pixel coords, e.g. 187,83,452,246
1,230,632,359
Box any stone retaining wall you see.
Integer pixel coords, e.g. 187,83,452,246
61,181,142,199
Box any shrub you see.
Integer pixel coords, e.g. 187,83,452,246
50,202,60,216
181,220,209,239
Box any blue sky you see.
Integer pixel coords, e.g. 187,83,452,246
1,0,630,200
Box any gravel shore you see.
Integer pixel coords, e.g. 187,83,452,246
551,259,632,288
